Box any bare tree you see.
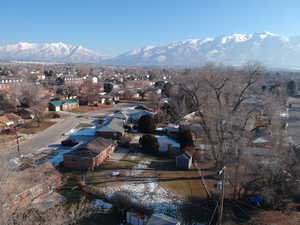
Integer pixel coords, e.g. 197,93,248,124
170,63,289,200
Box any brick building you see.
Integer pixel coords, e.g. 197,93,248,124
96,118,125,139
63,137,116,170
0,77,23,91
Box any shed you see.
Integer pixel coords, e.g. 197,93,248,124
147,213,180,225
176,151,193,170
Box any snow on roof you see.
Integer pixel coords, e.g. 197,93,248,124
156,136,180,152
252,137,271,144
67,126,96,136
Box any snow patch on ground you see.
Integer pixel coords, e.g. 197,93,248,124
129,160,151,176
98,158,182,215
102,178,182,215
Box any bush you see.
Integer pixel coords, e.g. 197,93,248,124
139,135,159,155
137,114,156,133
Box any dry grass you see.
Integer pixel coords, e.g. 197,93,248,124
45,112,70,119
18,120,56,134
81,153,217,200
0,134,16,144
68,105,112,114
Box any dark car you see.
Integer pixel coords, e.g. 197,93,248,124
2,128,18,135
61,139,78,147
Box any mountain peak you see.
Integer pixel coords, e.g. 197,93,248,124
107,32,300,68
0,42,105,63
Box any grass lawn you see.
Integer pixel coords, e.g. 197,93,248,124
68,105,112,114
18,120,56,134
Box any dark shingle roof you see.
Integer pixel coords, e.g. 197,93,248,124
96,118,124,134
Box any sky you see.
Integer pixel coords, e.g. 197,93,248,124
1,0,300,55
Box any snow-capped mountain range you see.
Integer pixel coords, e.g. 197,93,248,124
0,42,106,63
1,32,300,68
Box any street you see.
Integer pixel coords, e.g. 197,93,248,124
287,97,300,145
4,103,132,159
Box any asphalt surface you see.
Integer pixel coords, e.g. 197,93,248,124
287,97,300,145
5,103,132,158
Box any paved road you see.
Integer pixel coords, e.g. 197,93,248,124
287,97,300,145
5,103,132,158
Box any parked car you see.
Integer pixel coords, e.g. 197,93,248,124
2,128,18,135
61,139,78,147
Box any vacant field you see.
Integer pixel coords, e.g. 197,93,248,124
68,105,112,114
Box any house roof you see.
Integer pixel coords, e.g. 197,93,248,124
96,118,124,134
147,213,179,225
65,137,115,158
6,113,22,121
86,137,115,153
177,151,193,160
50,99,79,107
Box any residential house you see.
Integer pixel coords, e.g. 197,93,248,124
126,109,154,124
252,136,273,148
0,77,23,91
6,113,23,125
49,99,79,111
176,151,193,170
126,211,147,225
63,137,116,170
0,114,13,130
163,124,179,137
96,118,125,139
17,108,35,120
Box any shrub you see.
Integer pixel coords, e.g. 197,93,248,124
137,115,156,133
139,135,159,155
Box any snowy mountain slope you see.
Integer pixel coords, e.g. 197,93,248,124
1,32,300,67
106,32,300,68
0,42,106,63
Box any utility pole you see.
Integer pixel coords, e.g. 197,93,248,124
15,127,20,156
218,166,225,225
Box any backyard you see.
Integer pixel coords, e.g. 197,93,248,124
69,149,218,216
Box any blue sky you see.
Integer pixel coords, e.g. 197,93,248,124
1,0,299,55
